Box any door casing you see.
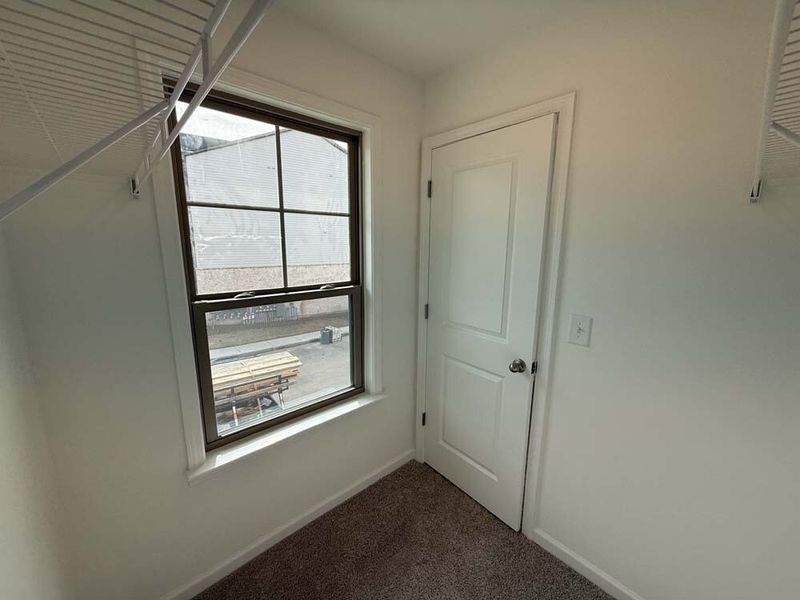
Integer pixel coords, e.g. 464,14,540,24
415,92,576,538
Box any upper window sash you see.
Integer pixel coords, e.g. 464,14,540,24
168,84,362,302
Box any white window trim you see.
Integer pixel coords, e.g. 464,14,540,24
150,67,384,479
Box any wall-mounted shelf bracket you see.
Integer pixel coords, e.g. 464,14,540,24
0,100,168,222
131,0,275,197
750,0,799,203
0,0,274,221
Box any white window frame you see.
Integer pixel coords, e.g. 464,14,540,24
151,67,384,482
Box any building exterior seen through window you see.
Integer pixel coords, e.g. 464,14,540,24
170,88,363,449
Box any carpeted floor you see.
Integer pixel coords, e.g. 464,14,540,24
194,461,612,600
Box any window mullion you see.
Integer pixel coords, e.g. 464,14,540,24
275,126,289,289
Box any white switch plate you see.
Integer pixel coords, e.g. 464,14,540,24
568,314,592,347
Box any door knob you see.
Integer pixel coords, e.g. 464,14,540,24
508,358,527,373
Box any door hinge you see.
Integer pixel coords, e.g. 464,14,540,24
424,303,429,319
427,180,432,198
421,412,426,426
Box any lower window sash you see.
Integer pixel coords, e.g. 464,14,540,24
191,286,364,449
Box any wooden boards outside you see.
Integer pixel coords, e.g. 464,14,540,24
211,351,302,408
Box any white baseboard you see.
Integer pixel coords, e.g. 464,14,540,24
532,529,646,600
161,449,416,600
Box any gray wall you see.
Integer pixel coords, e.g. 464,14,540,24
0,228,66,599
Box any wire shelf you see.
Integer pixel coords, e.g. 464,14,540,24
757,0,800,191
0,0,213,175
0,0,274,222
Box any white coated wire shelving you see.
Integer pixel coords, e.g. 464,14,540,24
0,0,274,222
752,0,800,200
1,1,794,209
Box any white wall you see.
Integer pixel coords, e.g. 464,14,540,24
0,8,422,599
424,1,800,599
5,2,799,599
0,229,67,599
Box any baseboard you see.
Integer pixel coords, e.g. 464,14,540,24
161,449,416,600
532,529,646,600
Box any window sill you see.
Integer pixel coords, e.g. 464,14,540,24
186,392,387,485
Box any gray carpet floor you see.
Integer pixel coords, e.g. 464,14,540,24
194,461,612,600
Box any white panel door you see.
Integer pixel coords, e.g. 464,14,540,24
425,114,556,530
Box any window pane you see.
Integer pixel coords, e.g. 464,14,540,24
188,206,283,295
177,102,279,208
285,213,351,287
206,295,352,437
280,128,349,213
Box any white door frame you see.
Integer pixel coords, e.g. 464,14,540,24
415,92,576,535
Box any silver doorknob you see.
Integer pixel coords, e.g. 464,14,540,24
508,358,527,373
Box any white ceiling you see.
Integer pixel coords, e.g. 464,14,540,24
278,0,545,79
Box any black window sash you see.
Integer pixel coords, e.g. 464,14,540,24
193,286,364,450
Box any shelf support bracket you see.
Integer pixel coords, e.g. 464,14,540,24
771,120,800,149
0,0,272,218
749,0,796,203
0,100,169,224
131,0,275,196
130,0,232,197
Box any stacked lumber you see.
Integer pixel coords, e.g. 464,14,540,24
211,351,302,406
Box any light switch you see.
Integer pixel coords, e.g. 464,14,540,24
568,314,592,347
